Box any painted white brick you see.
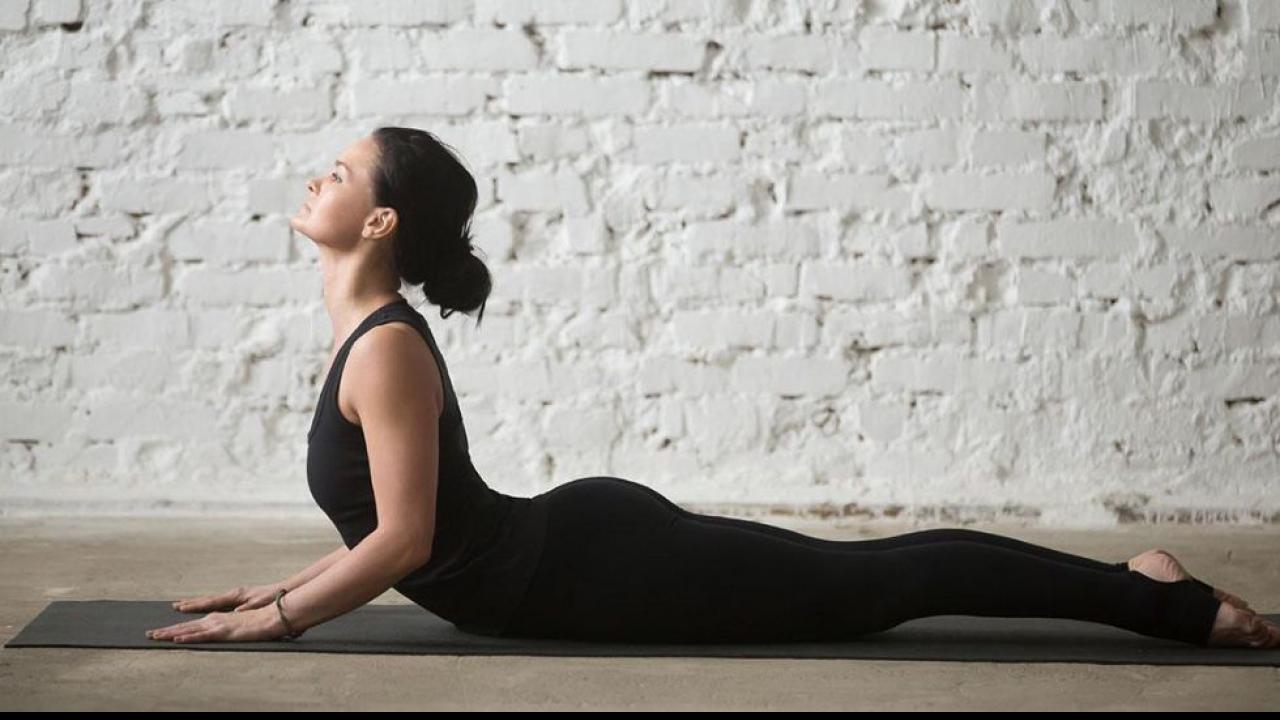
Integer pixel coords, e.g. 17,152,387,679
223,85,333,125
974,81,1104,121
838,129,891,168
81,309,194,349
671,311,772,348
729,356,849,397
1246,0,1280,29
1133,82,1272,121
630,0,751,24
800,263,912,302
1207,178,1280,218
1079,263,1128,297
1080,310,1139,353
1016,36,1168,75
149,0,274,27
788,172,912,212
937,35,1013,72
1157,224,1280,261
772,311,820,349
814,79,965,120
639,173,740,216
558,30,706,72
168,219,291,265
857,28,935,71
349,77,496,116
505,75,651,116
939,217,991,258
348,28,414,71
738,34,837,73
476,0,625,26
419,28,540,71
0,0,28,29
924,172,1056,212
299,0,469,27
1015,267,1074,304
0,310,76,347
274,35,344,75
628,124,741,164
1186,363,1280,399
968,129,1046,166
516,124,593,161
893,128,958,168
29,257,166,308
32,0,80,24
495,168,591,214
2,218,76,256
175,267,316,307
176,131,276,170
679,219,823,262
1242,32,1280,76
1101,0,1217,30
98,178,217,214
663,79,805,118
969,0,1046,34
997,218,1141,258
0,402,73,441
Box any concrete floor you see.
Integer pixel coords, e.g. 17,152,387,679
1,515,1277,710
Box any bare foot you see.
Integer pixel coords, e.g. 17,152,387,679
1207,603,1280,649
1126,548,1252,612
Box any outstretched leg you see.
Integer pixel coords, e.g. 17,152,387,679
617,478,1236,600
506,477,1223,647
621,479,1123,570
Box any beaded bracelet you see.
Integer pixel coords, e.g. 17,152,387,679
274,588,305,639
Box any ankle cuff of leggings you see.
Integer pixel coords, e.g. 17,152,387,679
1159,580,1223,647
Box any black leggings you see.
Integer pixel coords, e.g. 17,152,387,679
502,477,1223,646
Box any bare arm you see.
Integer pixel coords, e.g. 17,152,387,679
278,322,442,633
278,529,425,632
280,544,349,592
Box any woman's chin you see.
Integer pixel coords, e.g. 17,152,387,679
288,216,314,240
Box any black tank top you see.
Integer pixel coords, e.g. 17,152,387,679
306,297,548,636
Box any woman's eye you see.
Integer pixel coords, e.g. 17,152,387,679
330,172,340,182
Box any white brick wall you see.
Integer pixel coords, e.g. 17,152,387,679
1,0,1277,527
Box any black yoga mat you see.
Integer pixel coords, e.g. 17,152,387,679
5,600,1278,666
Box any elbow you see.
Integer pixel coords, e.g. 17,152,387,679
401,533,434,569
376,528,433,570
409,542,432,568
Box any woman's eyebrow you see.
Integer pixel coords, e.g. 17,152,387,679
334,160,351,174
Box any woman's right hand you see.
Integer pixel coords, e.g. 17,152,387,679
171,584,289,614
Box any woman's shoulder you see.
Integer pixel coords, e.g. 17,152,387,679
343,319,445,422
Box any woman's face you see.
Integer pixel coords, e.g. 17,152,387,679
290,134,388,247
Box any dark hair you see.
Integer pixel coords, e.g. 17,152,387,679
369,126,491,327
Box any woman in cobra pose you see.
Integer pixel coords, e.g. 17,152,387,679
145,127,1278,650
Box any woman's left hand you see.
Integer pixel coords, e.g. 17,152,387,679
145,606,287,644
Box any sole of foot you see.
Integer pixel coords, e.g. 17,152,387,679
1207,603,1280,649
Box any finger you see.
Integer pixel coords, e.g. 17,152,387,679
173,590,234,611
149,620,204,637
173,624,219,643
